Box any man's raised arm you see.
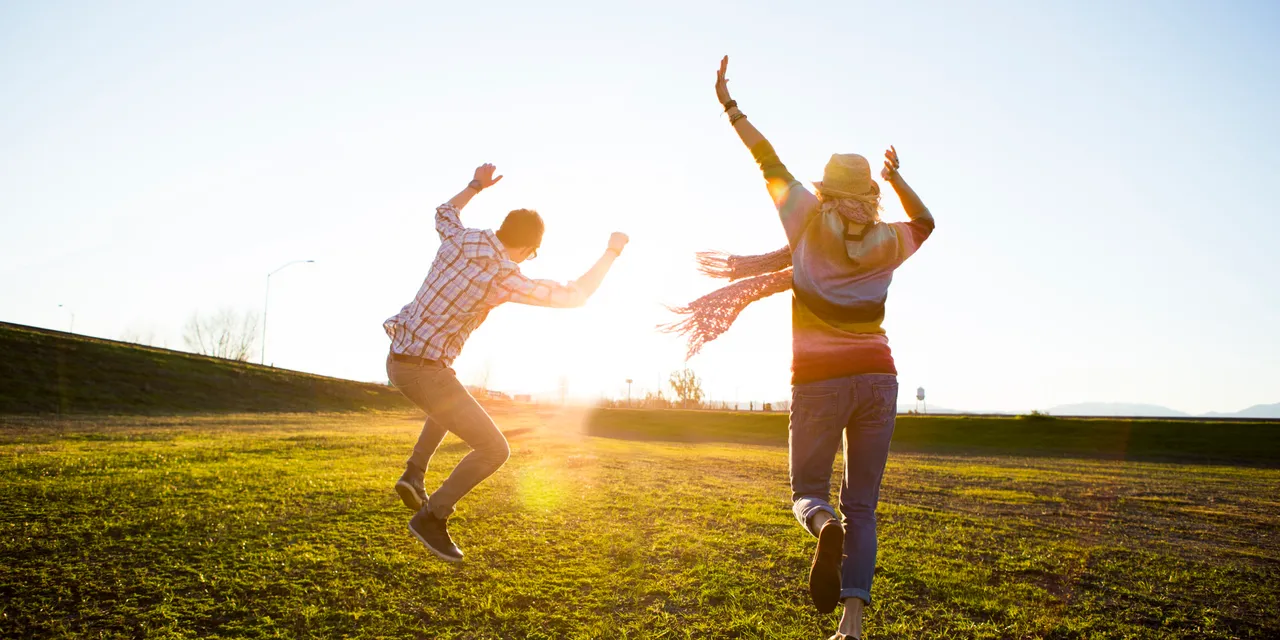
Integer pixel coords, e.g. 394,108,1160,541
496,233,630,308
437,163,504,240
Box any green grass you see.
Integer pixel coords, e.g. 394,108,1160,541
0,322,411,414
2,410,1277,638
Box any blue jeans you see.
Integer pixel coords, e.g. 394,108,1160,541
387,355,510,518
789,373,898,604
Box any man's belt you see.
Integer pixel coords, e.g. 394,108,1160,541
390,352,443,368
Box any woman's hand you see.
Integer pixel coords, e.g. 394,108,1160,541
880,146,900,182
715,55,733,106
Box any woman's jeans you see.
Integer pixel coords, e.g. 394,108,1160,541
789,373,898,604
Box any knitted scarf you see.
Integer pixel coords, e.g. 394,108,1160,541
662,198,878,359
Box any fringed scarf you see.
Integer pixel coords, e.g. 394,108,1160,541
662,197,878,359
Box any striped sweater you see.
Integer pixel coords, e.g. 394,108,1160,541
752,141,935,384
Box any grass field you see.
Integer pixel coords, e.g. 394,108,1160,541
2,409,1277,639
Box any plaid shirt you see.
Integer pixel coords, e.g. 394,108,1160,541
384,203,588,365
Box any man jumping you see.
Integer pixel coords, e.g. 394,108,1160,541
383,163,628,562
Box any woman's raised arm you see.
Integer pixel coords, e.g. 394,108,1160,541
716,56,767,149
717,56,817,243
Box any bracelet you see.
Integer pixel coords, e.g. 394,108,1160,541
606,247,622,257
722,100,737,113
467,179,484,192
729,111,747,125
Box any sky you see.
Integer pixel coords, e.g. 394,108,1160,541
2,1,1278,414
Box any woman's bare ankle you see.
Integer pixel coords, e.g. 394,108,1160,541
837,597,864,637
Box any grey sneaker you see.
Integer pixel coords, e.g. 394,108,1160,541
408,508,463,562
395,467,428,511
810,518,844,613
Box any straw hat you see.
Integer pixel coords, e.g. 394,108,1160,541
813,153,875,199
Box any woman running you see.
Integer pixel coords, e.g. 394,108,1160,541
666,56,936,639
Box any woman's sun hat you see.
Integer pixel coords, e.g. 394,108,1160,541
813,153,877,199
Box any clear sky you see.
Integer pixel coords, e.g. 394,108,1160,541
2,1,1277,413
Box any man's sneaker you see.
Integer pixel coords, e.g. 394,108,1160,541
408,508,463,562
395,469,428,511
809,518,844,613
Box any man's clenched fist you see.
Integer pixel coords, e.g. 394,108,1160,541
608,233,630,255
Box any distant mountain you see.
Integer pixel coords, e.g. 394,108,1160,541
1205,403,1280,419
1234,403,1280,418
1046,402,1188,417
1045,401,1280,419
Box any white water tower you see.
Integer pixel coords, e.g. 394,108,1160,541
916,386,926,414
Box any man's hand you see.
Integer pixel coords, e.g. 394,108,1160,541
715,56,733,106
880,146,900,182
473,163,504,190
448,163,502,210
607,232,630,255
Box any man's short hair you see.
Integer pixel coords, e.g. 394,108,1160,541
496,209,544,249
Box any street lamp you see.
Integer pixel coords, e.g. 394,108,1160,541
261,260,314,365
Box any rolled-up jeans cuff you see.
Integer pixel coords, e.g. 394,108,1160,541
426,496,454,519
840,588,871,604
792,497,838,537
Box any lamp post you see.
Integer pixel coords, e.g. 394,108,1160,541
261,260,314,365
57,304,75,333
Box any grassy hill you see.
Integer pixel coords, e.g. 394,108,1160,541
0,322,411,414
587,408,1280,467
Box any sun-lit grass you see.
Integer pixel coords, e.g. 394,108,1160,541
953,487,1055,504
1,410,1277,638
